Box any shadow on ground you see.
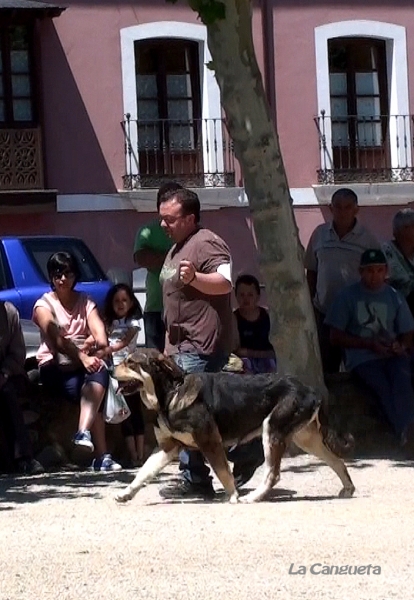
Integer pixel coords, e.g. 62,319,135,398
0,469,170,508
1,453,413,509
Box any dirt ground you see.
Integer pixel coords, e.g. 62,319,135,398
0,454,412,600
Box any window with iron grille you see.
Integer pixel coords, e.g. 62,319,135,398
0,24,36,126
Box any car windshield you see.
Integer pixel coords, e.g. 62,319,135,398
22,238,107,283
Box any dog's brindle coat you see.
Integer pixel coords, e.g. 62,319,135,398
114,349,355,504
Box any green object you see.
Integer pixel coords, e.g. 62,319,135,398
134,221,172,312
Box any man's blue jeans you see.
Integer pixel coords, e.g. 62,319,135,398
173,352,264,486
353,354,414,439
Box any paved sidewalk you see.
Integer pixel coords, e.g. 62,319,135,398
0,454,413,600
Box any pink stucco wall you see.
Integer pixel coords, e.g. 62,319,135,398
36,1,267,195
33,2,414,194
273,4,414,189
0,205,403,285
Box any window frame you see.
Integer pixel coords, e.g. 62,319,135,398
0,21,37,127
315,21,411,173
120,22,225,180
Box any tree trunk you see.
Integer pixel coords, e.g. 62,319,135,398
204,0,325,391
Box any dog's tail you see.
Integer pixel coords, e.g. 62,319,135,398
317,400,354,457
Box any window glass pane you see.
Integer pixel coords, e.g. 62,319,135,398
354,44,378,71
332,123,349,147
355,72,379,95
357,121,382,146
169,125,194,149
357,97,380,118
0,100,4,121
167,74,192,98
137,126,160,150
10,26,29,52
12,74,31,96
164,44,191,72
135,43,157,74
331,97,348,118
136,74,157,99
11,50,29,74
0,79,3,95
329,44,347,71
13,99,32,121
137,100,159,120
168,99,193,121
329,73,347,95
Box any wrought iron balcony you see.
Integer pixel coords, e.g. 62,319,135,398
121,115,237,189
0,127,44,190
314,111,414,184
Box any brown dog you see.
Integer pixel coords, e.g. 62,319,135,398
114,349,355,504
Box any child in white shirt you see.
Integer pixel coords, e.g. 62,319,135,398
103,284,145,467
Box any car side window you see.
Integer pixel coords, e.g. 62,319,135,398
22,239,106,283
0,246,12,290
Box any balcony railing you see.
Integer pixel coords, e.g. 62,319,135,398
314,111,414,184
0,127,44,190
121,115,237,189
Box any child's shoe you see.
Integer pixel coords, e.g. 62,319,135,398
72,430,94,452
91,453,122,472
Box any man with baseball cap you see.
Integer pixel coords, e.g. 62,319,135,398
325,248,414,452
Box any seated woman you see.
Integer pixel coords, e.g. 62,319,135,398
32,251,121,472
233,274,277,374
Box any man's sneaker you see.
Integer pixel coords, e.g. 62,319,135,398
159,478,216,500
72,430,94,452
91,454,122,472
233,459,264,488
16,458,45,476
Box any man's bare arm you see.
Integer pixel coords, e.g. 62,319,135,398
191,272,232,295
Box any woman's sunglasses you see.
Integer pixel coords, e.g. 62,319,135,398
52,270,75,280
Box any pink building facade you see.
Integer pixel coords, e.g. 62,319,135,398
0,0,412,278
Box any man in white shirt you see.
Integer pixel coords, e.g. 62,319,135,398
304,188,379,373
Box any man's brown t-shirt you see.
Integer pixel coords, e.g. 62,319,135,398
160,227,233,356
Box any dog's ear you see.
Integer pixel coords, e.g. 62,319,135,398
169,374,203,411
157,354,185,379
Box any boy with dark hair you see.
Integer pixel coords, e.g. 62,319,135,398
326,249,414,450
233,274,277,374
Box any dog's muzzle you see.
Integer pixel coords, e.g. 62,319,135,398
113,362,145,394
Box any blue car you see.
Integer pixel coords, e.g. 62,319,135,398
0,236,112,320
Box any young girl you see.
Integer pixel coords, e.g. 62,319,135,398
103,283,145,468
233,274,277,374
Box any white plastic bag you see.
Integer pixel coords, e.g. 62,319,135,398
103,376,131,424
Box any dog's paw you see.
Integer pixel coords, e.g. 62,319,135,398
115,490,133,503
228,493,240,504
239,495,255,504
338,486,355,499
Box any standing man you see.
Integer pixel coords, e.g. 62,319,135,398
158,187,263,499
304,188,379,373
133,182,182,351
0,301,43,475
